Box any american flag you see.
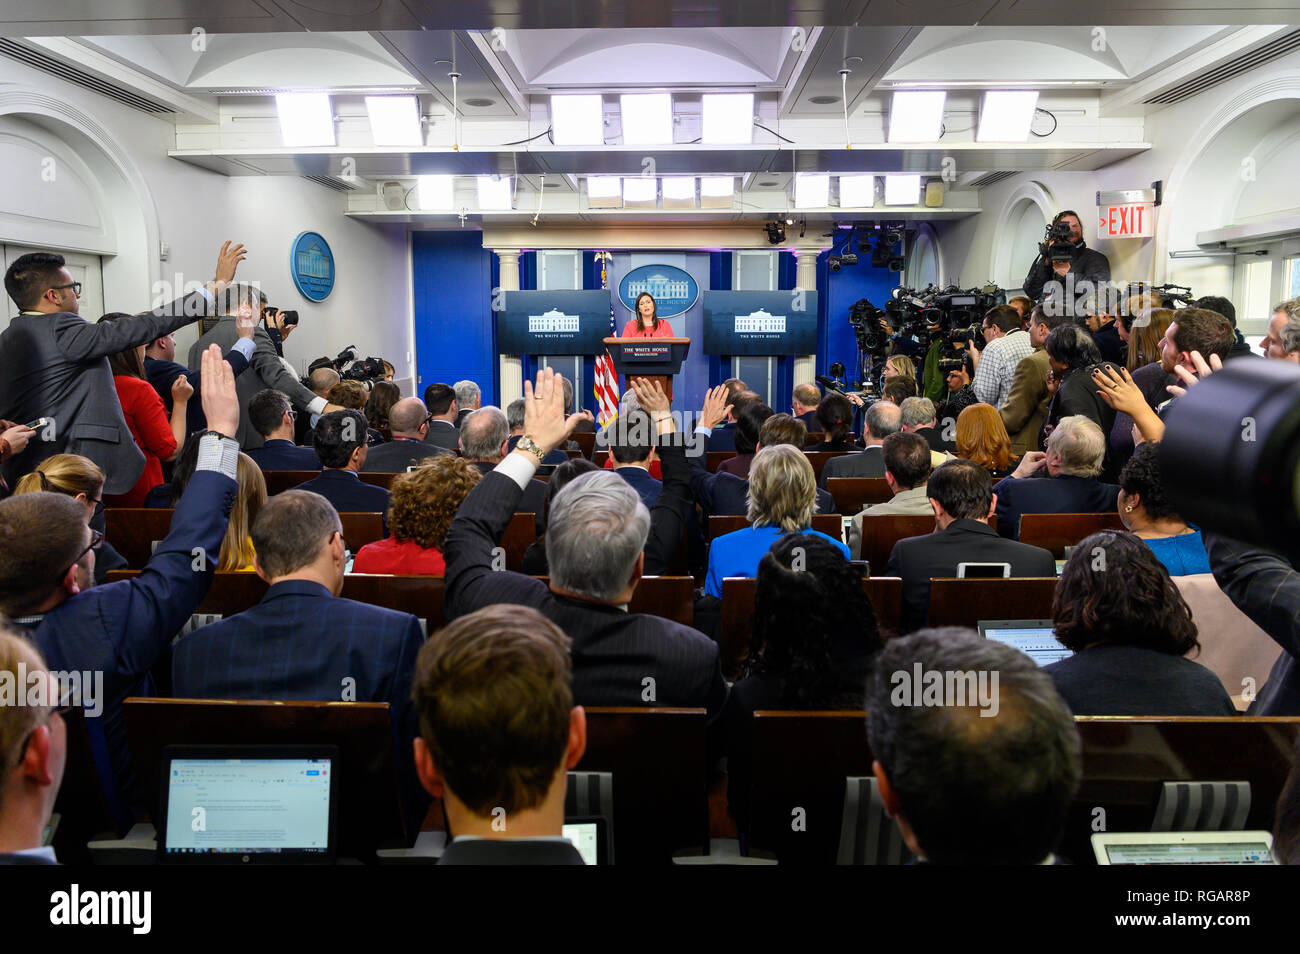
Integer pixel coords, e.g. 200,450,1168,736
593,253,620,426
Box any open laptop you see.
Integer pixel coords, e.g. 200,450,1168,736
978,619,1073,667
562,815,611,865
1092,831,1276,865
158,745,339,864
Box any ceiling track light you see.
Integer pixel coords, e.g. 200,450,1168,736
839,68,852,150
448,71,462,151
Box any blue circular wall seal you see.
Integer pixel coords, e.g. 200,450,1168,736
617,263,699,319
290,231,335,302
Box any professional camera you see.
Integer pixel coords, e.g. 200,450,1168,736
1162,360,1300,559
848,298,891,355
1125,282,1196,309
341,356,389,384
1039,219,1076,263
262,303,300,327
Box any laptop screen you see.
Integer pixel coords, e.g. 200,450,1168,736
1099,837,1275,865
162,755,334,858
979,621,1073,667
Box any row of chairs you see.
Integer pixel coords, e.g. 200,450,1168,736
58,700,1300,866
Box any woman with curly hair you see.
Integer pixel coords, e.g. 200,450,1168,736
352,456,481,575
1043,531,1235,716
719,534,882,830
365,380,401,432
955,403,1019,480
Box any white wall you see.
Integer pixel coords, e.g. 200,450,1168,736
0,56,413,394
936,47,1300,333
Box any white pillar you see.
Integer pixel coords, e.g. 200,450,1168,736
792,248,818,386
496,249,523,405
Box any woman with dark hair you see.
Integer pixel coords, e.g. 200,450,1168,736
721,533,882,832
807,392,857,451
1117,442,1211,576
521,457,601,575
1043,531,1235,716
716,401,772,478
98,312,191,507
365,380,401,432
621,292,674,338
1040,324,1117,475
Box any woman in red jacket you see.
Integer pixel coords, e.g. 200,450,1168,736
622,292,674,338
99,312,190,508
353,455,482,575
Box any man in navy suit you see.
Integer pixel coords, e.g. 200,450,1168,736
792,382,822,434
820,400,901,487
887,460,1056,634
608,408,663,508
415,604,587,865
295,410,391,522
144,322,256,434
994,415,1120,539
364,398,451,472
0,347,241,829
0,631,66,864
172,489,426,833
245,389,320,470
421,383,460,452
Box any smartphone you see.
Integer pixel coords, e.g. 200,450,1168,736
23,417,49,430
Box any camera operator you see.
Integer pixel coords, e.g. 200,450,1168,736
261,304,297,357
1023,210,1111,303
938,363,979,425
968,305,1035,409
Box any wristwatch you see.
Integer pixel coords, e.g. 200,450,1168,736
204,429,234,442
516,436,546,464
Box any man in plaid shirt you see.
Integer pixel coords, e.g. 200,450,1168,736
969,305,1035,409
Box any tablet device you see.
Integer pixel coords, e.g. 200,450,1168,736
1092,831,1276,865
978,619,1072,667
957,562,1011,578
561,815,610,866
158,744,338,864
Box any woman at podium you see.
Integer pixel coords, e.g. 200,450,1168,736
622,292,674,337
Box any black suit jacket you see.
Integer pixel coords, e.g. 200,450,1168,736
423,419,460,451
796,409,821,433
363,438,452,472
1023,242,1112,301
886,518,1056,634
469,461,547,520
144,350,251,434
819,445,886,487
443,446,726,719
438,838,585,865
294,470,391,527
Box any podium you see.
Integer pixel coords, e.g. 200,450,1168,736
603,337,691,402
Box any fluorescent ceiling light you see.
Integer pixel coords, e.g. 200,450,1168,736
365,95,422,146
550,94,605,145
416,175,454,210
793,173,830,209
884,174,921,206
888,90,945,143
701,93,753,144
620,93,673,146
276,92,335,147
838,174,875,208
662,176,695,203
889,80,1098,88
477,176,513,211
622,177,658,207
700,175,734,209
587,175,622,208
977,90,1039,142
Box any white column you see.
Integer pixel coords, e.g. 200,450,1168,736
496,249,523,405
793,248,818,386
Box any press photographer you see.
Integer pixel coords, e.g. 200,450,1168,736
1023,210,1112,304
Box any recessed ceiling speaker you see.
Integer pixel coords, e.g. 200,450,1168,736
381,180,405,211
924,180,944,207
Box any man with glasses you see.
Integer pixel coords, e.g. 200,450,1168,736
967,304,1035,410
0,241,246,493
246,388,321,470
0,630,67,864
362,397,451,472
0,347,243,831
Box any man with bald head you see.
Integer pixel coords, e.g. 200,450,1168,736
362,397,452,472
820,400,903,486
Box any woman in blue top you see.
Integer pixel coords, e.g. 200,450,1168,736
1117,441,1211,575
705,443,849,597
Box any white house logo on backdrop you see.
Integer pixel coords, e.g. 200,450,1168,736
528,309,581,333
734,309,786,334
617,264,699,319
290,231,335,302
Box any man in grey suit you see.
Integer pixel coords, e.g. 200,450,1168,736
0,242,245,494
188,283,341,449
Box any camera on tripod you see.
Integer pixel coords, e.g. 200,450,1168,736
848,298,890,355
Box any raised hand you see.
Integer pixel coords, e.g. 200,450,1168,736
519,366,572,456
698,384,733,430
212,241,246,286
1167,350,1222,399
631,377,670,417
200,344,239,441
1092,364,1146,416
171,373,195,404
235,308,258,340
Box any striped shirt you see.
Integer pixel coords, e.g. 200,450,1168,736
973,329,1036,409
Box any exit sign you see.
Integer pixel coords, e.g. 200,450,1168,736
1096,187,1159,239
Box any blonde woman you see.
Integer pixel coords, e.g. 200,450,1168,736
883,354,916,384
12,454,127,583
704,444,849,597
219,454,267,571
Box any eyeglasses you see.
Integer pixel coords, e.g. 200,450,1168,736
17,691,74,764
57,528,102,585
51,282,82,298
